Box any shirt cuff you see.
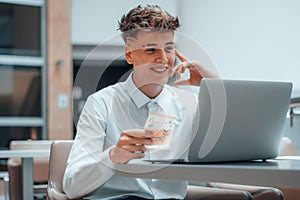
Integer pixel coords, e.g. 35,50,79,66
99,145,116,170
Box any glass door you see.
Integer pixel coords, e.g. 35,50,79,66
0,0,46,149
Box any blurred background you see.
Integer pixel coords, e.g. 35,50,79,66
0,0,299,159
0,0,300,199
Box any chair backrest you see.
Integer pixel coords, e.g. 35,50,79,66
279,137,297,156
10,140,53,150
47,140,74,200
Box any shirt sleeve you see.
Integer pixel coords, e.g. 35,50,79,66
63,94,115,199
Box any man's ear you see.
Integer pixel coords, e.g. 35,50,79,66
125,45,133,64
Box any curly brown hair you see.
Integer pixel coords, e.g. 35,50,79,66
118,5,180,42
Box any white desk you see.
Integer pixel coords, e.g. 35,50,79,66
115,156,300,189
0,149,50,200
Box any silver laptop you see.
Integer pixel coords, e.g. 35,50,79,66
146,79,292,163
187,78,292,163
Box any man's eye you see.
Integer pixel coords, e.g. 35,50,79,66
146,48,156,53
165,46,175,52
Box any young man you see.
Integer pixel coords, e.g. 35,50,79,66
63,5,215,199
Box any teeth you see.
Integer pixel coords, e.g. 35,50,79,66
151,67,168,72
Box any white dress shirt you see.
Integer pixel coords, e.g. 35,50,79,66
63,73,200,199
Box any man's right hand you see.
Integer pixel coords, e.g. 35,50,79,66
109,129,153,164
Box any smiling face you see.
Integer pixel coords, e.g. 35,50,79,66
125,30,176,98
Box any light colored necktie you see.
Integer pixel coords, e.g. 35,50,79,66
147,100,165,116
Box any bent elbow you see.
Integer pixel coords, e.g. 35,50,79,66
63,173,84,199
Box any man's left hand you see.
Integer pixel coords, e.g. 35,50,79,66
171,50,219,86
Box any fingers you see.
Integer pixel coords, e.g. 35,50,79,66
111,129,154,163
122,128,165,138
171,50,189,79
111,136,149,164
173,79,190,86
122,129,151,138
109,146,145,164
175,49,188,62
118,134,152,146
172,60,217,86
121,144,147,153
171,63,187,78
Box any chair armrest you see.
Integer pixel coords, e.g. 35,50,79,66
47,187,84,200
206,182,284,200
185,185,252,200
47,187,70,200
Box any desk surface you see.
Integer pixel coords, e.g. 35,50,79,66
0,149,50,158
115,156,300,189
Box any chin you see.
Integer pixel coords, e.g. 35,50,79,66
156,76,169,85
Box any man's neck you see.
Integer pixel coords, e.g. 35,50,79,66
138,84,163,99
132,75,163,99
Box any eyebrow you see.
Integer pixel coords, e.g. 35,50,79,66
142,42,175,47
165,42,175,46
143,43,157,47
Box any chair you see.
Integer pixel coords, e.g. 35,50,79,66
279,137,297,156
0,171,9,200
206,137,298,200
48,140,262,200
277,137,299,200
7,140,53,200
206,182,283,200
47,140,74,200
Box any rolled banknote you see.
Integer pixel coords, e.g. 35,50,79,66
144,112,176,150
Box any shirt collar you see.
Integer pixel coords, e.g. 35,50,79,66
155,85,182,122
124,73,182,121
124,73,150,109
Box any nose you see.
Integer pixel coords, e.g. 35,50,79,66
155,49,168,64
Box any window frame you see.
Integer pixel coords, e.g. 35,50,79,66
0,0,46,140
